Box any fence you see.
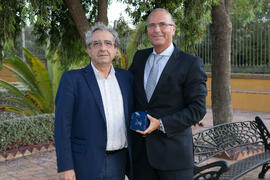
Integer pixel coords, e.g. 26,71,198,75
182,16,270,73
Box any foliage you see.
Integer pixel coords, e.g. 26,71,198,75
2,0,268,70
26,0,91,71
115,16,134,50
0,0,101,71
125,22,147,67
0,0,25,44
0,114,54,152
193,0,270,70
14,26,46,61
120,0,218,53
0,48,62,115
230,16,269,67
114,21,150,69
231,0,269,26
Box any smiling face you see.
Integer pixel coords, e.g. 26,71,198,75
147,10,176,53
86,30,118,67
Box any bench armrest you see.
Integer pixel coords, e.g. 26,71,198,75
194,160,230,180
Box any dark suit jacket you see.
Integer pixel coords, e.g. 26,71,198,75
129,46,207,170
54,64,134,180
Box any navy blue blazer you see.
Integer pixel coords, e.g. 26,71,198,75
54,64,134,180
129,46,207,171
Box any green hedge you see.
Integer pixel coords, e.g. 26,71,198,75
0,114,54,152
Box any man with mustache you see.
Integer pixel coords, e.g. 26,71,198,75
55,22,134,180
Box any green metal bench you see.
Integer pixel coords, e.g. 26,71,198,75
193,116,270,180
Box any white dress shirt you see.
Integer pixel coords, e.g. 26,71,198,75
144,43,175,90
91,62,127,151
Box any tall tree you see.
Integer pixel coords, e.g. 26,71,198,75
64,0,91,46
64,0,109,43
210,0,234,125
98,0,109,25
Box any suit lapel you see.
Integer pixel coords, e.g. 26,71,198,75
82,64,106,121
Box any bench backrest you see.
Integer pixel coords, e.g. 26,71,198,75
193,116,270,165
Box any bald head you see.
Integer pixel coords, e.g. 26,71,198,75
147,8,175,25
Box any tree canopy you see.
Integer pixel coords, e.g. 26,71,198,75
0,0,268,70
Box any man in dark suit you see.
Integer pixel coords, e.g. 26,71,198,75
129,8,208,180
54,23,133,180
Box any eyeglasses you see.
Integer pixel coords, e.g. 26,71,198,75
147,22,174,29
90,40,114,49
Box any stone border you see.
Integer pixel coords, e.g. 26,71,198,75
0,142,55,162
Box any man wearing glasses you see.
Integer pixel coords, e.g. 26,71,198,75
129,8,207,179
55,23,134,180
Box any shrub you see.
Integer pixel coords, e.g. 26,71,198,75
0,114,54,152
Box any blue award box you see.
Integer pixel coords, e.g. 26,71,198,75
130,111,149,131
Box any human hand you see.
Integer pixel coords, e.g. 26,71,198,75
59,169,76,180
136,114,160,135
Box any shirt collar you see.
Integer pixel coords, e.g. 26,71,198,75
153,43,174,56
91,61,115,79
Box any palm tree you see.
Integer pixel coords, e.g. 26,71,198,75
116,22,150,69
0,48,62,115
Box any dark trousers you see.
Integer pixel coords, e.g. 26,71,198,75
98,149,128,180
134,165,193,180
133,139,193,180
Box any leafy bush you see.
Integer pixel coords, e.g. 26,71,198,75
0,114,54,152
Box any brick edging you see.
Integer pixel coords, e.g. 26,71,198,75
0,143,55,162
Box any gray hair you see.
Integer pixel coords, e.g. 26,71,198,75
85,22,120,48
147,8,175,25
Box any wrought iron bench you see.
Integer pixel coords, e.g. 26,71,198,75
193,116,270,180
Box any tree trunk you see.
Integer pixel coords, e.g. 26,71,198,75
210,0,234,125
98,0,108,25
64,0,90,46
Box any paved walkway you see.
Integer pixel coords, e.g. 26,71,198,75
0,108,270,180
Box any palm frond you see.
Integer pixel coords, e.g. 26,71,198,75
47,59,63,102
1,48,57,115
0,96,39,115
0,105,32,116
118,49,128,70
22,47,36,67
3,64,36,92
26,91,52,113
126,22,146,67
0,80,27,98
0,80,40,113
3,57,39,93
30,57,53,108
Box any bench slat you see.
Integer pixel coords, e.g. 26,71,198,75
219,151,270,180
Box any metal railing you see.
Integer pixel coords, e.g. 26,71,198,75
186,17,270,73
